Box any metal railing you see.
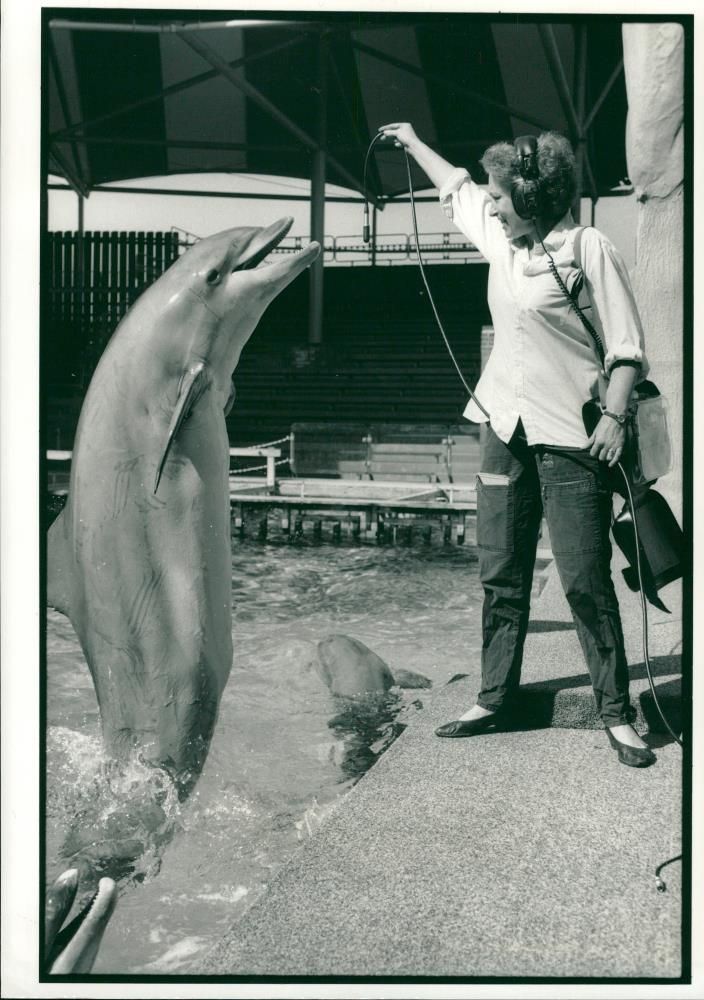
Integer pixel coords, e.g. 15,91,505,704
173,228,481,266
47,443,290,493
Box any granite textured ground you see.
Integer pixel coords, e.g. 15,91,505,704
201,554,685,980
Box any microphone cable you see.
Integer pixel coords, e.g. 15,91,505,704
616,462,683,748
619,451,685,897
362,132,384,245
362,133,490,419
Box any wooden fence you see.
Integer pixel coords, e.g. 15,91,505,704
46,231,181,385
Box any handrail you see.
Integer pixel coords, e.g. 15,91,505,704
47,446,284,489
173,228,480,265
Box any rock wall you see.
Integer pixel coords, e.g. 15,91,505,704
622,23,684,519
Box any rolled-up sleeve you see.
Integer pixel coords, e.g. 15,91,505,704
438,169,505,263
581,228,649,378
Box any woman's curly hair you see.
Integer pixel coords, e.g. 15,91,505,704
480,131,577,220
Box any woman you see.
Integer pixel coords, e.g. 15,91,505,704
377,122,655,768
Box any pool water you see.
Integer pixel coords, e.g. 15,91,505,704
45,531,484,973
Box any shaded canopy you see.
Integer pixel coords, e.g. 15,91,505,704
45,11,630,206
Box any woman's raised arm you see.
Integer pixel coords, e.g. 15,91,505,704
377,123,457,191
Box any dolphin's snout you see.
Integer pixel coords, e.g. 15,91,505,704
232,217,294,273
45,870,118,973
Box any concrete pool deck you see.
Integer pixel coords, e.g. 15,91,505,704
201,556,686,979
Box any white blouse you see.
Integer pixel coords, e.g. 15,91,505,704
439,168,649,448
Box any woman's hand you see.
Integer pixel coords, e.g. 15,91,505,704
587,415,627,467
377,122,420,150
375,124,457,192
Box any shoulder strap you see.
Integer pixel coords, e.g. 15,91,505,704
573,225,586,270
572,224,593,317
544,224,606,369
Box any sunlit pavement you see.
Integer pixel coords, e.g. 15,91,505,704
201,556,684,979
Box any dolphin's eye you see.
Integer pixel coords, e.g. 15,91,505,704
206,269,220,285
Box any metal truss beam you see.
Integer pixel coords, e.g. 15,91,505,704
49,17,315,34
583,59,624,132
179,30,382,208
350,39,553,133
48,145,90,198
47,33,90,191
50,34,310,142
53,136,302,152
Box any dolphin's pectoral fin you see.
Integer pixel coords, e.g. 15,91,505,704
154,361,208,494
47,509,74,617
223,379,236,417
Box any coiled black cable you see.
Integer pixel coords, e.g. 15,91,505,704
654,853,683,893
540,235,606,361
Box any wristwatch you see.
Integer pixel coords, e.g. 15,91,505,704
600,407,628,426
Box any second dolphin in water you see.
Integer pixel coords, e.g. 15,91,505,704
316,635,432,697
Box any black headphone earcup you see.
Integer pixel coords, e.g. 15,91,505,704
511,178,542,220
512,135,543,220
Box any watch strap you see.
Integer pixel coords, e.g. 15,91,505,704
600,407,627,425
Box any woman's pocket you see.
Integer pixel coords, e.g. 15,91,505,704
542,477,606,556
476,473,513,553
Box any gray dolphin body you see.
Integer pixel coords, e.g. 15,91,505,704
48,218,319,795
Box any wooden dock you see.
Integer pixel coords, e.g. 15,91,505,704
46,453,555,553
46,451,478,546
228,475,478,545
47,424,483,546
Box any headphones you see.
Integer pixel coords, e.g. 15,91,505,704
511,135,544,220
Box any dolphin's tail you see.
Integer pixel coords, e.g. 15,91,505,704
47,509,74,617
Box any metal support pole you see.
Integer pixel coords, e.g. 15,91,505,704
77,193,85,293
308,34,327,347
538,23,598,207
538,24,581,141
573,24,588,223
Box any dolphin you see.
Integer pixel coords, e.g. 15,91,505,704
48,218,320,798
44,869,117,973
316,635,432,697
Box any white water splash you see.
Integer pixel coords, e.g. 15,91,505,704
139,935,209,972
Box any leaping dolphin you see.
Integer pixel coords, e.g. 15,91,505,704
48,218,320,798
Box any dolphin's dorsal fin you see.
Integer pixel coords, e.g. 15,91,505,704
154,362,208,494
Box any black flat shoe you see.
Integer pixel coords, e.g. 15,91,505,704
435,713,502,738
606,727,656,768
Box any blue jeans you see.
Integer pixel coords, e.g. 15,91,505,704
476,422,634,726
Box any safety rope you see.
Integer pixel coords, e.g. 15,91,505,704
230,457,290,476
249,434,291,448
229,435,293,476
